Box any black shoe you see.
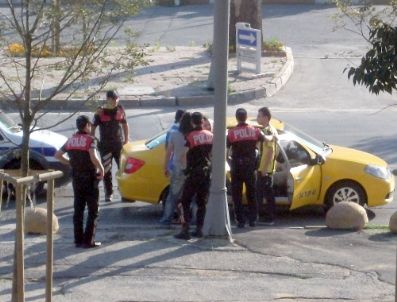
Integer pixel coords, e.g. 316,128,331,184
191,229,203,238
249,221,256,227
105,194,113,202
237,222,245,228
75,242,83,248
174,230,191,240
83,241,102,248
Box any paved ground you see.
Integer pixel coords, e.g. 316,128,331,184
1,3,397,301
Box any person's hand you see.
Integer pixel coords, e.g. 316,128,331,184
97,169,104,180
123,138,129,145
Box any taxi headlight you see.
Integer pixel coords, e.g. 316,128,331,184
364,165,391,180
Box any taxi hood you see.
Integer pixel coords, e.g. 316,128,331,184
329,145,387,167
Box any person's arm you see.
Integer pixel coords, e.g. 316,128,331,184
55,150,70,166
164,140,174,177
91,125,97,137
122,122,129,145
89,148,105,179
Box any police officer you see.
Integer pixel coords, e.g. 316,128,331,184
256,107,278,225
175,112,213,240
55,115,104,248
92,90,129,202
227,108,264,228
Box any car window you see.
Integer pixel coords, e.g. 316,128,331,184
145,132,166,149
279,140,311,167
0,112,19,132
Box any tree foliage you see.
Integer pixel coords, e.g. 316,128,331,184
0,0,150,175
335,0,397,94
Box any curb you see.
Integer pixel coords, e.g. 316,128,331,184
264,47,294,98
0,48,294,111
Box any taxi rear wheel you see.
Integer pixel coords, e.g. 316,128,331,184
325,181,366,210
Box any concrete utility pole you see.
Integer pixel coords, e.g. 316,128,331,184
203,0,232,239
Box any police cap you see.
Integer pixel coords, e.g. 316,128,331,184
76,115,91,131
235,108,247,122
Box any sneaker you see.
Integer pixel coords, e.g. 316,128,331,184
174,230,191,240
191,229,203,238
249,221,256,227
262,219,275,226
75,242,83,248
237,222,245,229
105,194,113,202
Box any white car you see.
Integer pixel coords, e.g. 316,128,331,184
0,111,71,188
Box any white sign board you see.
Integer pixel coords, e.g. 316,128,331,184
236,22,262,74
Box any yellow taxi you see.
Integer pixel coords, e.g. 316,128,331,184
117,118,394,210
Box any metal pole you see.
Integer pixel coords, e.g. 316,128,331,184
203,0,232,239
15,184,25,302
46,179,55,302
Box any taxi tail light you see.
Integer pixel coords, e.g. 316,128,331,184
124,157,145,174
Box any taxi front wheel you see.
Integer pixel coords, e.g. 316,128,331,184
325,181,366,210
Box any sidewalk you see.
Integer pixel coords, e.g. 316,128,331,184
0,46,294,111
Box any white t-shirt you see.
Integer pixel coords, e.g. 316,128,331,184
169,130,187,170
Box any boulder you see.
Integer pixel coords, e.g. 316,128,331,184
25,207,59,235
326,202,368,230
389,212,397,233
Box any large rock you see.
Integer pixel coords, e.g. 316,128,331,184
25,207,59,235
389,212,397,233
326,202,368,230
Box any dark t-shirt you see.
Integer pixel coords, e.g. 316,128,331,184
92,105,127,144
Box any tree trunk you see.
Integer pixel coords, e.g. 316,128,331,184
229,0,262,52
52,0,61,54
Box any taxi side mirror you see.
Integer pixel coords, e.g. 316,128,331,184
309,154,325,166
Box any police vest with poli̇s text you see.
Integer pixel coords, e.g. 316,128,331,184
185,128,213,170
61,132,97,175
227,123,264,160
93,105,127,144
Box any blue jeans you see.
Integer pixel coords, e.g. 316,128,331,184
159,167,186,225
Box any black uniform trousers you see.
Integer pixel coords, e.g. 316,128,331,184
72,173,99,245
256,173,276,220
179,168,210,230
99,142,122,197
231,158,257,224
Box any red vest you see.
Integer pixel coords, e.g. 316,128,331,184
186,130,213,149
65,133,93,152
227,125,260,143
98,106,125,122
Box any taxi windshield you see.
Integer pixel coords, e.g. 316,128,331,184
282,123,328,155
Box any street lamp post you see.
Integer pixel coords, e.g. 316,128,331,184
203,0,232,239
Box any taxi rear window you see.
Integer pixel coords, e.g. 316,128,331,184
145,132,166,149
